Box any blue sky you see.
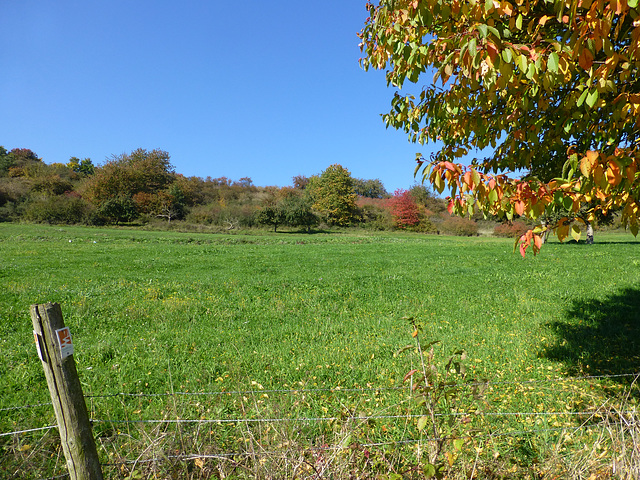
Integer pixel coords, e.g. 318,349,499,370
1,1,440,193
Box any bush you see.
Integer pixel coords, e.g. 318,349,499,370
389,189,420,229
23,194,94,224
440,216,479,236
493,220,530,238
185,203,258,229
0,201,18,222
359,203,393,230
31,175,74,196
413,216,439,234
96,196,138,224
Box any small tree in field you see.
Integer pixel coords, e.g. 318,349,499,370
307,164,358,226
256,205,286,232
390,188,420,229
257,187,317,232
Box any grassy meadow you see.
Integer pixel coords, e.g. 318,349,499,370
1,223,639,478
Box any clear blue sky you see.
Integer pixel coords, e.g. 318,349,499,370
1,1,439,192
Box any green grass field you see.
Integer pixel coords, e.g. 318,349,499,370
1,224,639,478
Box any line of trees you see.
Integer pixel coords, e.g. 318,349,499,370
6,144,623,237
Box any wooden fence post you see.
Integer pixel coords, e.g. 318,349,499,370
30,302,103,480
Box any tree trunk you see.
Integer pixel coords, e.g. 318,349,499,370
540,219,548,245
586,221,594,244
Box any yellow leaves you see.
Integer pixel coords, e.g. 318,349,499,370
580,150,599,177
445,451,456,467
609,0,624,15
539,15,553,26
557,55,571,77
472,169,481,189
571,224,582,242
417,415,429,430
500,1,514,16
433,170,445,194
593,163,605,185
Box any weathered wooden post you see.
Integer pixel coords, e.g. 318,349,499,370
30,302,103,480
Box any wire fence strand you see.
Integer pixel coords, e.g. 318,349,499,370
3,370,637,414
3,407,628,438
2,370,638,438
81,370,640,400
90,409,626,426
0,425,58,437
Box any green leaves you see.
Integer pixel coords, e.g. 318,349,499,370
515,14,523,30
577,88,599,109
547,52,559,73
585,89,599,108
502,48,513,63
417,415,429,431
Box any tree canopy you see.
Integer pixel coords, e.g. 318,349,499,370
83,148,174,203
353,177,390,198
307,164,359,226
359,0,640,255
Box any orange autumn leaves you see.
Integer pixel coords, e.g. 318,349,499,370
424,152,640,256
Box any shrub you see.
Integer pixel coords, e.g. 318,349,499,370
31,175,74,196
0,201,18,222
8,167,25,178
493,220,530,238
414,216,439,234
389,189,421,229
23,194,94,224
359,203,393,230
185,203,258,229
440,216,479,236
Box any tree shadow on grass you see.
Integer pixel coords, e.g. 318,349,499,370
542,287,640,383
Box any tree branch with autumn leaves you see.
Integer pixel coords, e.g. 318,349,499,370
360,0,640,255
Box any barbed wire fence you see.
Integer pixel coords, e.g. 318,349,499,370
2,371,639,480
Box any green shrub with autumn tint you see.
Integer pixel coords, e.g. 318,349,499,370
440,215,479,236
493,220,531,238
23,193,94,225
185,202,258,229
